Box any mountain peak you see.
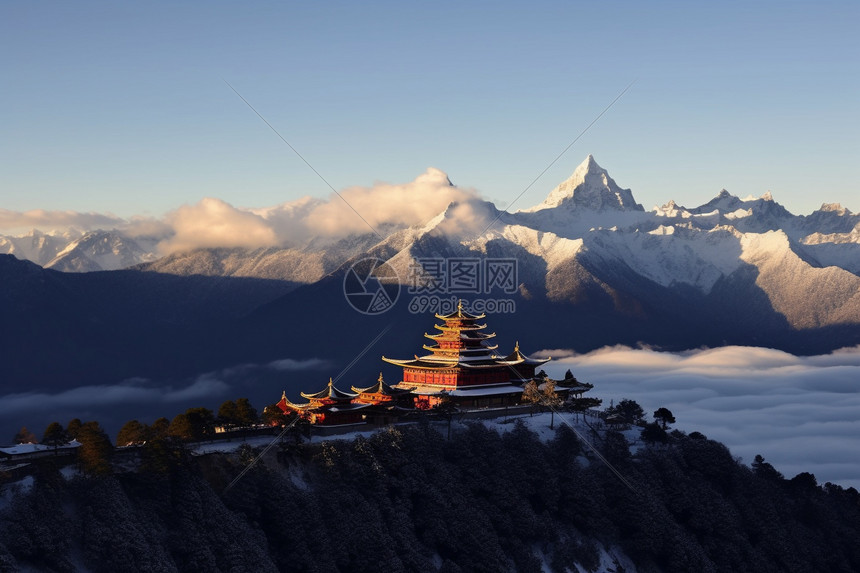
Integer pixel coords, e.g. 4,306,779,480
818,203,849,215
522,155,644,213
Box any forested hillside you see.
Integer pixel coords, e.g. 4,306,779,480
1,422,859,572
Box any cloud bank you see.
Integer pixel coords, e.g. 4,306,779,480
542,344,860,489
0,208,126,233
0,169,478,254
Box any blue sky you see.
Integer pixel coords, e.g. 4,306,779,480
2,1,857,221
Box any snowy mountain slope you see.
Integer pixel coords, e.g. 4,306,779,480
739,231,860,328
0,229,80,266
137,233,381,283
652,190,797,235
796,203,860,237
141,247,329,282
797,222,860,275
366,155,860,332
575,225,745,293
44,230,158,272
520,154,644,213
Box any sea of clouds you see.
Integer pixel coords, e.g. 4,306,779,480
0,358,331,445
3,343,858,490
540,344,860,489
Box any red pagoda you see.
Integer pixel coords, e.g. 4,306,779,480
276,378,370,425
352,373,415,405
382,302,549,409
351,373,416,425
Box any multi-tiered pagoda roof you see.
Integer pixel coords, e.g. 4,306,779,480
352,373,415,400
277,378,370,425
382,302,549,399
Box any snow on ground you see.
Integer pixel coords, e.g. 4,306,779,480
59,465,80,480
0,475,33,510
191,435,284,455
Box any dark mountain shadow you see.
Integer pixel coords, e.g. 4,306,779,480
0,254,298,391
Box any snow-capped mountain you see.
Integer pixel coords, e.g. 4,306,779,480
3,155,859,392
353,155,860,331
521,154,644,213
0,229,80,266
137,232,383,285
44,230,159,272
4,154,859,344
0,228,160,272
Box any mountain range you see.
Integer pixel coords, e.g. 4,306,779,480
2,155,859,400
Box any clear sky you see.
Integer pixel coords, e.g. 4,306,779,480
1,0,858,222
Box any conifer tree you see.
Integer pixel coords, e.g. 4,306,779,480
41,422,68,451
149,417,170,439
653,407,676,429
116,420,148,446
66,418,83,440
235,398,258,427
168,413,194,441
76,421,112,476
217,400,239,428
13,426,37,444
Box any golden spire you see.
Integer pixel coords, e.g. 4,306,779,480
515,341,520,353
458,299,463,313
281,390,286,400
328,377,333,386
378,372,384,383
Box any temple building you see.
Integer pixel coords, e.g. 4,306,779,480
271,305,563,428
352,373,415,406
276,378,370,426
351,373,416,425
382,302,550,409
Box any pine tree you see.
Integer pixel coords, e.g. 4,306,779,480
640,422,668,444
168,413,194,441
13,426,37,444
217,400,239,428
76,421,113,476
41,422,68,452
653,407,676,429
149,417,170,439
606,399,645,426
66,418,83,440
235,398,258,427
184,407,215,439
116,420,148,446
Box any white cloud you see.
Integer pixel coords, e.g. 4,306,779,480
542,344,860,489
0,376,231,414
304,167,474,238
0,356,330,417
158,197,280,254
0,208,125,233
163,377,230,402
1,169,479,254
267,357,331,371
